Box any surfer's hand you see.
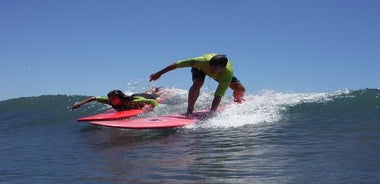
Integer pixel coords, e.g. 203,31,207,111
149,72,161,81
72,103,81,110
233,94,245,103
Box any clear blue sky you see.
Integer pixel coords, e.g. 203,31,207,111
0,0,379,100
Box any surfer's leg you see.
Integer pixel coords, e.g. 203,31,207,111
188,68,206,114
229,77,246,103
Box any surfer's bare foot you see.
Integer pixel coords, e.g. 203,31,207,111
187,106,194,113
185,113,193,119
185,110,193,118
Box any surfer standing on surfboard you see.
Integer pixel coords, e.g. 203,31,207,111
149,53,245,115
72,88,162,111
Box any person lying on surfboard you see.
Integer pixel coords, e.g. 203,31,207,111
149,53,245,115
72,88,162,111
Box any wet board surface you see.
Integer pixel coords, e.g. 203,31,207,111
90,110,211,129
77,109,144,122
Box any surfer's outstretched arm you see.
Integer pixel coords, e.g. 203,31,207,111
72,96,96,110
149,63,177,81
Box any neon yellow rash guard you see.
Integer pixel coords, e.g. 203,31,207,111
176,53,234,97
95,96,158,110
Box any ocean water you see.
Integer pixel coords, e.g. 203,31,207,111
1,88,379,183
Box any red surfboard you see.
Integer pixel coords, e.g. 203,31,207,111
89,110,212,129
77,108,145,122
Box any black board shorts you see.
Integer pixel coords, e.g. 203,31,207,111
191,67,240,83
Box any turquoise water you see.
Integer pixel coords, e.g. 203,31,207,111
1,88,379,183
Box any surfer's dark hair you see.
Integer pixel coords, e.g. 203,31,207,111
209,54,228,67
107,90,126,98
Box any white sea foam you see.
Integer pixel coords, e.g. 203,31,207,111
123,86,335,129
186,90,332,129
